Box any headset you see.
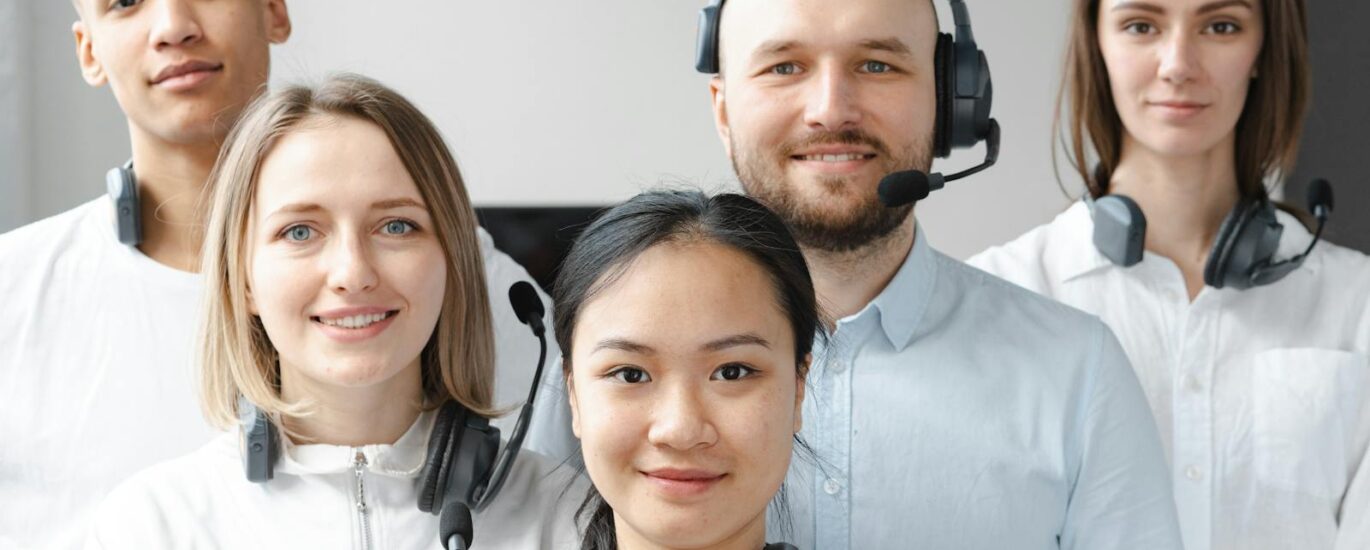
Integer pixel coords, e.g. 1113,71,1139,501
241,281,549,550
695,0,1000,207
1087,178,1335,290
105,160,142,246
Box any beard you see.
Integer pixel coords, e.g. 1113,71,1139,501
731,128,932,253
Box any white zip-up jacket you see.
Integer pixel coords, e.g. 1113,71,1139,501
85,409,587,549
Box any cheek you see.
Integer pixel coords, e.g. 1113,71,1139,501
721,385,796,473
250,253,317,323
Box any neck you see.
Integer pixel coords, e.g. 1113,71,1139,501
127,123,222,273
803,213,915,321
278,359,424,447
613,508,768,550
1109,134,1240,299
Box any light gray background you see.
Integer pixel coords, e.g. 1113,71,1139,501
2,1,1364,258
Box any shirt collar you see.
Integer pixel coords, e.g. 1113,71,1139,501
1056,199,1321,282
861,221,938,352
276,408,434,478
1056,200,1116,282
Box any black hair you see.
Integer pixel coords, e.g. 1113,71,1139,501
552,189,823,549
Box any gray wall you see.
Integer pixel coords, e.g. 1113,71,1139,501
3,1,1363,257
0,0,1078,260
1287,1,1370,253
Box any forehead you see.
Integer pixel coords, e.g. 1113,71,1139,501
573,241,791,352
720,0,938,59
254,116,422,208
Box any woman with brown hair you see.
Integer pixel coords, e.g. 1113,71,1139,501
84,74,584,549
970,1,1370,549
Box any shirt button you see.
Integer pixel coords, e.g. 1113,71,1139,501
823,478,842,495
1185,465,1203,481
1182,374,1204,393
829,361,847,374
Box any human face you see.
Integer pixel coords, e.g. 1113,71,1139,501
72,0,291,145
1098,0,1263,158
248,116,446,401
567,241,806,549
710,0,938,252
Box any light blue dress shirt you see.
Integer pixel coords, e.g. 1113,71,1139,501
771,226,1182,550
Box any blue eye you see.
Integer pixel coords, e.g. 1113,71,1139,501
609,367,651,384
382,219,416,236
770,63,798,76
283,225,313,242
711,363,757,381
863,61,891,74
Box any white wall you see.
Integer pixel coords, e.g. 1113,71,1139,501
0,1,34,233
8,0,1080,260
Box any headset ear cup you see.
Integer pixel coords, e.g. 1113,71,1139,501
933,33,954,158
1204,198,1257,288
417,402,460,513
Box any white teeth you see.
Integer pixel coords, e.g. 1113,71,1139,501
801,153,867,162
318,312,390,329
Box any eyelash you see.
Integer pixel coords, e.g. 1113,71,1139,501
764,60,896,77
1121,19,1243,35
276,218,421,243
602,363,759,385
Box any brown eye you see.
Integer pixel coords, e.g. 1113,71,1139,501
609,367,650,384
711,363,757,381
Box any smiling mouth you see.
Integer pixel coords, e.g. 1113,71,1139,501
311,311,399,330
792,153,877,162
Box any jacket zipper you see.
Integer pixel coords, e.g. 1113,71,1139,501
353,450,373,550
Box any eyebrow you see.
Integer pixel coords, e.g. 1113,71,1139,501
266,197,426,219
859,38,913,56
590,333,772,355
1110,0,1253,15
751,38,913,59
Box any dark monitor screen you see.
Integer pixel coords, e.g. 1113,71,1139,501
476,206,608,295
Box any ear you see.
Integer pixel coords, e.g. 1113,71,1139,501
265,0,292,44
709,76,733,158
793,354,810,434
566,369,582,439
73,20,106,87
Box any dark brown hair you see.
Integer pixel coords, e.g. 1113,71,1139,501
1056,0,1311,200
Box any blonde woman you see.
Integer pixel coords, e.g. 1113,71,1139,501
86,74,583,549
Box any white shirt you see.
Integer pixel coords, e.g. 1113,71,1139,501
0,197,562,550
530,224,1184,549
85,410,586,549
969,201,1370,550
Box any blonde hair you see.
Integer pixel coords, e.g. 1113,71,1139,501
199,73,496,429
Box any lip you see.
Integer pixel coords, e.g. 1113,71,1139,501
1148,100,1209,120
789,145,878,176
641,468,727,500
150,60,223,92
311,306,400,344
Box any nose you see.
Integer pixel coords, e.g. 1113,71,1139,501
325,233,379,295
1157,32,1200,85
802,63,863,131
646,381,718,451
149,0,205,50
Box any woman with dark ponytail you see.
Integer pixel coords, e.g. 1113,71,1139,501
553,190,817,550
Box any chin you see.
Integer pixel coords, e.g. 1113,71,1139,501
314,356,411,388
1135,131,1227,159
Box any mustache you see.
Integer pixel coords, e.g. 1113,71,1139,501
780,129,891,157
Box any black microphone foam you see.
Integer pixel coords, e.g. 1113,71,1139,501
440,501,474,550
878,170,931,208
508,281,546,335
1307,178,1334,216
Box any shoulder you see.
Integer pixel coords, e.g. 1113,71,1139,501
86,434,240,548
476,449,588,549
1307,239,1370,348
967,202,1087,293
929,248,1123,370
0,198,107,265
